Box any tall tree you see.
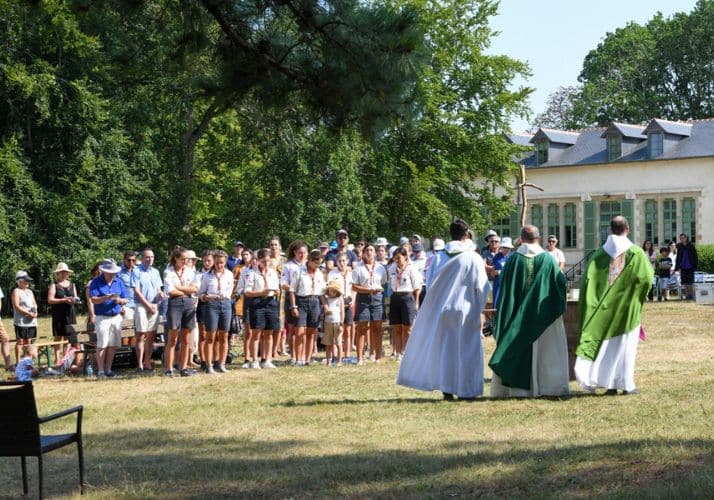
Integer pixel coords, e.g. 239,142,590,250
549,0,714,128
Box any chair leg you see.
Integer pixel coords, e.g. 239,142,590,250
38,454,44,500
21,456,28,494
78,438,86,494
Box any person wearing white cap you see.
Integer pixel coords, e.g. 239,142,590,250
326,229,359,271
48,262,79,364
88,259,130,378
491,237,514,305
12,271,39,364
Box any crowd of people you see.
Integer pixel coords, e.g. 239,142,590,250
642,234,699,301
0,223,701,384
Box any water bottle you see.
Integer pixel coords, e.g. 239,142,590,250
86,364,94,377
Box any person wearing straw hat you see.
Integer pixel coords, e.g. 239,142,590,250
89,258,130,378
48,262,79,364
12,271,39,365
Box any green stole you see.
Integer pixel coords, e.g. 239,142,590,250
489,251,567,390
576,245,652,361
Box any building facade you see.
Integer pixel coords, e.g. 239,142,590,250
503,118,714,266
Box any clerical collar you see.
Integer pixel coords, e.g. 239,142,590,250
603,234,633,259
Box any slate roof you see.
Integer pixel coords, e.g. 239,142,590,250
505,133,533,146
530,128,579,145
643,118,692,137
511,119,714,168
600,122,646,139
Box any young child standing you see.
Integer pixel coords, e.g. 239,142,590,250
657,247,673,301
15,344,39,382
323,281,344,366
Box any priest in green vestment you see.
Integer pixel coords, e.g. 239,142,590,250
574,216,651,395
489,225,570,397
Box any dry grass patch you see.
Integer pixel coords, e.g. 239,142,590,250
1,303,713,498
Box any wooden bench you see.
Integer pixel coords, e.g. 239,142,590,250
66,320,165,373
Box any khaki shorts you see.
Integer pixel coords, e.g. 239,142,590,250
322,322,342,346
0,320,8,342
96,314,123,348
135,304,160,332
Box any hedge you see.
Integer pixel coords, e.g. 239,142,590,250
698,244,714,273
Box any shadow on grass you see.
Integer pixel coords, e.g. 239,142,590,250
278,391,602,407
2,431,711,499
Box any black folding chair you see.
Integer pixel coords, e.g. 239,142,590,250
0,381,85,498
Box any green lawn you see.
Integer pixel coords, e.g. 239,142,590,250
1,302,713,499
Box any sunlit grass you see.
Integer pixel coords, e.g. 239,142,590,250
1,303,713,498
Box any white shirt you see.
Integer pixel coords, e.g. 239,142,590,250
327,268,353,297
290,266,326,296
235,267,253,296
281,260,301,288
547,247,565,266
198,269,235,300
164,267,197,295
324,296,343,323
352,261,387,291
388,262,422,292
244,268,280,294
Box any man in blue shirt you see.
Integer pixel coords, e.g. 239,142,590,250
133,248,165,372
227,241,245,271
89,258,129,378
325,229,359,270
118,250,137,322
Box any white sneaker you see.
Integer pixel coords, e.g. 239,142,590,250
262,361,276,369
218,364,228,373
250,361,261,369
241,362,251,369
297,360,306,366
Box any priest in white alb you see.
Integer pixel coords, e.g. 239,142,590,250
397,218,489,400
574,216,651,395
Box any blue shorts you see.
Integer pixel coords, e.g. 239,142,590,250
355,293,383,322
167,297,196,331
196,300,207,324
296,296,321,329
389,293,417,326
204,298,232,332
250,297,280,331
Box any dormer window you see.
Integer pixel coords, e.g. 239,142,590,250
536,141,548,165
648,132,663,158
606,135,622,161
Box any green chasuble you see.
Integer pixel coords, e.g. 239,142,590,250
576,245,652,361
489,252,567,390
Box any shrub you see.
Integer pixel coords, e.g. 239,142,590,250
697,244,714,273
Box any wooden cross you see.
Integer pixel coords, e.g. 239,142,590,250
518,164,544,227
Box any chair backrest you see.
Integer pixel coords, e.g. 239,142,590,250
0,382,41,456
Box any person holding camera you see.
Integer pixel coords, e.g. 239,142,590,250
48,262,79,365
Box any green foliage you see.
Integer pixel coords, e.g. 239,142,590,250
0,0,530,291
697,244,714,273
549,1,714,127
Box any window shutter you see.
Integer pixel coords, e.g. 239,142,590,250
583,201,596,254
622,199,635,242
509,206,521,238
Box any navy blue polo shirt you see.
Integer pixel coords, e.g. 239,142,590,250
89,275,128,316
325,249,359,268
